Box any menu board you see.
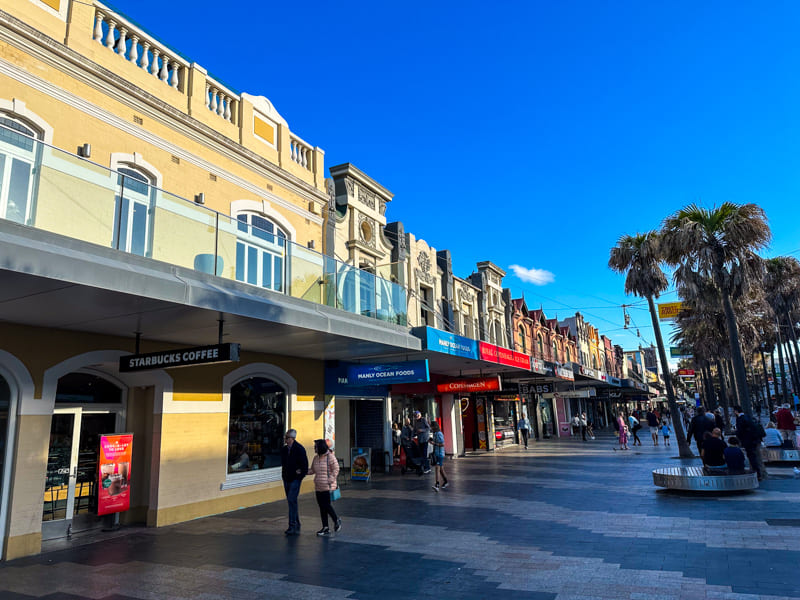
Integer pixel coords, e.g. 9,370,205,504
350,447,371,481
98,433,133,516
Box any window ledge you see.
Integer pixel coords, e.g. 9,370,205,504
220,467,281,490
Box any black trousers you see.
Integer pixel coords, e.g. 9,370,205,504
519,429,529,448
315,491,338,528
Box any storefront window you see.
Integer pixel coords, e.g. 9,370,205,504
0,375,9,516
55,373,122,404
228,377,286,473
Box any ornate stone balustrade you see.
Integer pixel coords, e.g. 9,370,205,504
205,77,239,124
92,4,189,92
289,134,312,171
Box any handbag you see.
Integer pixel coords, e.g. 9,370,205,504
331,488,341,502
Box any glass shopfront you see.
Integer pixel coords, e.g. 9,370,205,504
490,398,519,447
228,377,286,473
0,374,10,560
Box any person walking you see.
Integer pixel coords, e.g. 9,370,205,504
281,429,308,536
392,422,402,458
430,421,449,492
413,410,432,474
646,408,660,446
733,405,766,480
687,407,714,455
775,404,797,442
617,413,629,450
517,412,531,449
660,420,672,446
580,412,588,441
628,413,642,446
308,439,341,537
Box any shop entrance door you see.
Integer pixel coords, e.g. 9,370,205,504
42,408,119,540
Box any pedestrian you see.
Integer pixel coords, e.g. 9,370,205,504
723,436,746,473
517,411,531,449
660,420,671,446
580,412,588,441
687,407,714,455
617,413,629,450
281,429,308,536
714,407,725,432
628,413,642,446
775,403,797,441
392,422,401,458
571,414,582,436
308,439,341,537
413,410,432,474
430,421,449,492
733,405,766,480
586,418,595,440
764,422,783,448
646,407,659,446
701,428,727,472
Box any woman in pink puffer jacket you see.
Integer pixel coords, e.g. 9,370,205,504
308,439,341,536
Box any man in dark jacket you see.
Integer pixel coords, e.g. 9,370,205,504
281,429,308,535
414,411,432,475
733,406,765,480
687,407,714,454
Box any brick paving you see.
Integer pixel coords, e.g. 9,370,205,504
1,434,799,599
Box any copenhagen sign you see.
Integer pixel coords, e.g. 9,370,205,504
436,376,501,393
119,343,240,372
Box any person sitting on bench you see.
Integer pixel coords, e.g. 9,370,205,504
724,436,746,474
764,422,784,448
702,428,728,472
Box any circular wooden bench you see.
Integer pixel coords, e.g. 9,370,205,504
762,447,800,463
652,466,758,491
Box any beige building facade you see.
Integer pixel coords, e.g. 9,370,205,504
0,0,418,561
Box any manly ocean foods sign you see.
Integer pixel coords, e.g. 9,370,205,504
119,343,240,372
347,360,430,385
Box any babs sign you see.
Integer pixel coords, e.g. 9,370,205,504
120,343,240,372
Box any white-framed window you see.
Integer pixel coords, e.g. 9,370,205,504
0,115,41,225
235,213,287,291
518,325,526,353
112,166,156,256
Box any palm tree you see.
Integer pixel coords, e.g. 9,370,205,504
764,257,800,401
609,232,692,457
660,203,771,416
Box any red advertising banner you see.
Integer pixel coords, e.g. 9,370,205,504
478,342,532,370
677,369,696,376
97,433,133,516
436,376,501,393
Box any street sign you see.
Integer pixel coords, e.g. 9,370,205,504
658,302,684,320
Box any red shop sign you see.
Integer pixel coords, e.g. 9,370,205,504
678,369,695,376
479,342,531,370
436,376,501,393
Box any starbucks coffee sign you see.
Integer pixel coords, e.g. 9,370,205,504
119,343,240,372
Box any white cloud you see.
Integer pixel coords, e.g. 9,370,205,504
509,264,555,286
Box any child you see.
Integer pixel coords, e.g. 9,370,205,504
660,420,672,446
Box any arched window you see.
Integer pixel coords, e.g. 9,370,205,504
552,340,559,362
235,213,288,291
0,115,41,225
566,346,572,363
518,325,526,353
113,166,156,256
592,355,598,370
228,376,286,473
537,334,544,356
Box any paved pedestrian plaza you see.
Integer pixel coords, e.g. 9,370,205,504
1,435,799,600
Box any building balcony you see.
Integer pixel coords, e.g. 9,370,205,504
0,127,414,358
1,1,326,193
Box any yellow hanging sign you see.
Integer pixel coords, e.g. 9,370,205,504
658,301,684,320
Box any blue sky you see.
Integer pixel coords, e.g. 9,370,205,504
116,0,800,356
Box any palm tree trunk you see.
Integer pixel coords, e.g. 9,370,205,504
647,295,692,456
703,362,715,408
783,312,800,395
715,359,731,432
760,350,771,413
770,348,780,410
720,290,753,415
775,320,789,402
